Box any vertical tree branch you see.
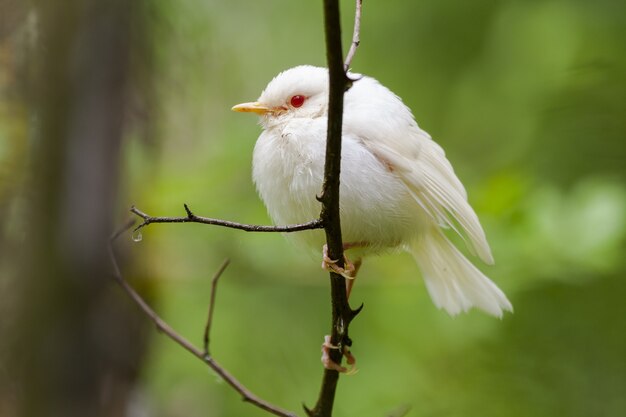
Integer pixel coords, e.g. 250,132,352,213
307,1,363,416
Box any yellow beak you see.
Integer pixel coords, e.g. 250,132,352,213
231,101,269,115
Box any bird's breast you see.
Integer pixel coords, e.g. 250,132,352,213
252,120,326,226
252,119,419,253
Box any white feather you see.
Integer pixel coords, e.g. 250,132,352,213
410,228,512,317
343,75,494,264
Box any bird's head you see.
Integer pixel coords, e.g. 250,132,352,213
232,65,329,128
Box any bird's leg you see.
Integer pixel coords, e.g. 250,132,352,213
321,335,357,375
345,258,362,299
322,242,366,298
320,242,368,372
321,336,345,372
322,244,357,279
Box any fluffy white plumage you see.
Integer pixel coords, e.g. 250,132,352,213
233,65,512,317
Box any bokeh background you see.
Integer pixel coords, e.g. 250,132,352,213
1,0,625,416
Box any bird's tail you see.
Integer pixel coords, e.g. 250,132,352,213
409,228,513,318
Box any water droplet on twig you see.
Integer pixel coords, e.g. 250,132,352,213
132,231,143,242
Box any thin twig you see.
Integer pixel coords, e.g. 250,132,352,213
109,222,298,417
344,0,362,70
130,204,324,234
203,258,231,355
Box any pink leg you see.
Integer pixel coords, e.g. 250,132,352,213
321,244,356,278
345,258,362,300
321,242,366,298
319,242,367,373
321,241,368,279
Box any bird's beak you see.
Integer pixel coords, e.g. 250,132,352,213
231,101,270,115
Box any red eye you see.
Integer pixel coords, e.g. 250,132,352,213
290,95,306,108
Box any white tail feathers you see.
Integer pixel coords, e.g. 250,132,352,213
410,229,513,318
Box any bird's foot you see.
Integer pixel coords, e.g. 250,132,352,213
321,335,357,375
322,244,356,279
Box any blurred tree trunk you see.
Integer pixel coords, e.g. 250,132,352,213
3,1,150,416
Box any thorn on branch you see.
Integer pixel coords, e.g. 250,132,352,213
184,203,193,218
350,302,365,320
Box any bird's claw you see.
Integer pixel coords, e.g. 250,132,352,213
321,335,358,375
322,244,356,279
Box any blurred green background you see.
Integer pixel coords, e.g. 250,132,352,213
1,0,625,416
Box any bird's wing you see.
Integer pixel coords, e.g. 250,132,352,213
343,76,493,264
360,128,494,265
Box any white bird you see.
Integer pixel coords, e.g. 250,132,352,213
233,65,512,319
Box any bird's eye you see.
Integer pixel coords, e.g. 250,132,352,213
290,95,306,108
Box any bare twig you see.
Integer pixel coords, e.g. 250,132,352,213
344,0,362,70
109,221,299,417
305,1,364,416
131,204,323,234
203,258,231,355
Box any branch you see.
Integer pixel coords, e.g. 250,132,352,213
109,221,299,417
344,0,362,70
130,204,323,234
306,1,364,416
203,258,230,355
